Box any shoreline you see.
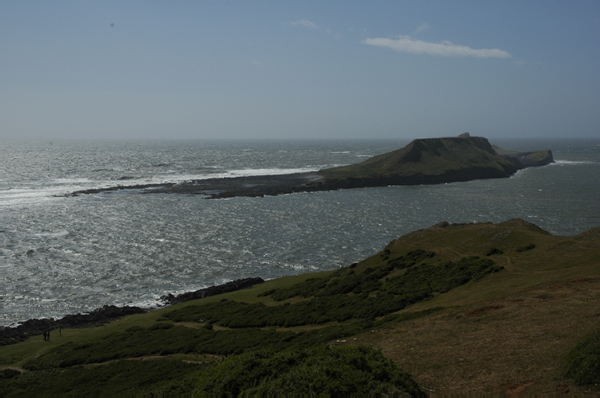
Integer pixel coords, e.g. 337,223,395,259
0,277,265,346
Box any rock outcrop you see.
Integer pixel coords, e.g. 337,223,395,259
160,277,265,305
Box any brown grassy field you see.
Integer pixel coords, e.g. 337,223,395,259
341,219,600,394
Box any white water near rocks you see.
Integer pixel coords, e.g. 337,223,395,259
2,138,599,326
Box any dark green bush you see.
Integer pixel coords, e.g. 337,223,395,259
486,247,503,256
149,322,175,330
1,369,21,380
1,358,206,396
165,255,500,329
563,328,600,386
188,346,426,396
516,243,536,252
124,325,144,333
262,250,437,302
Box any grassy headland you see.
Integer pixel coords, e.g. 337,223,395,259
1,219,598,395
316,135,553,188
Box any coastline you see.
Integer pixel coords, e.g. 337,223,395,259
0,277,265,346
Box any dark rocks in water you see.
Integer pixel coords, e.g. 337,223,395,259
0,305,146,346
160,277,265,305
58,305,147,327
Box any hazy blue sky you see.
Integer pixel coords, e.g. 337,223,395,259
2,1,599,140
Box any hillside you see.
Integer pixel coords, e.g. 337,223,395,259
319,135,553,186
1,219,598,395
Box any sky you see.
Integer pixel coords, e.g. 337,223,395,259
2,1,600,141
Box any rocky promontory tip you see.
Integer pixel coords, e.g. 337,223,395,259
160,277,265,305
64,135,554,199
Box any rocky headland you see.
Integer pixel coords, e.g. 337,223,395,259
66,134,553,199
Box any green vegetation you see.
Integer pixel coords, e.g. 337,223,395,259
486,247,503,256
320,137,523,180
563,328,600,387
162,346,426,396
21,323,366,370
2,218,598,395
516,243,536,252
164,252,501,328
2,358,207,396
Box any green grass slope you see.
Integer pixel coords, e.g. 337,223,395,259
1,219,598,395
320,136,523,181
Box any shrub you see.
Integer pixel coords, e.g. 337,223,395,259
563,328,600,386
516,243,536,252
486,247,503,256
149,322,175,330
2,358,206,396
190,346,426,396
164,256,500,329
1,368,21,380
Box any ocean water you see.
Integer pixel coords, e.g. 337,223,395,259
2,138,599,327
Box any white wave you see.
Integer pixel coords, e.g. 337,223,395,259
0,182,111,208
216,167,318,178
0,188,67,208
0,167,320,208
551,160,595,165
34,230,69,238
103,167,319,187
51,178,93,184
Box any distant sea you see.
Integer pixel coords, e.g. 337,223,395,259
2,138,599,327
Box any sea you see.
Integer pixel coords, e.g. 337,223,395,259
2,138,599,327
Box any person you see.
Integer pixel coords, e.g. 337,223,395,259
43,331,47,341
